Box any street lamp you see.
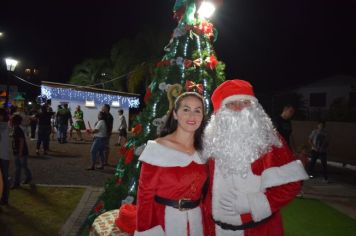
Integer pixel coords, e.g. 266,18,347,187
0,32,3,38
4,58,19,108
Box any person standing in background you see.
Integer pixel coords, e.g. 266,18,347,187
101,104,113,165
36,105,52,155
29,107,38,140
116,109,127,147
71,105,86,141
56,103,73,144
86,111,108,170
274,104,295,148
0,108,10,205
308,121,329,183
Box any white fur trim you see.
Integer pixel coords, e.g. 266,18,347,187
139,140,206,167
221,95,257,107
261,160,309,189
188,207,204,236
165,206,203,236
248,192,272,222
134,225,165,236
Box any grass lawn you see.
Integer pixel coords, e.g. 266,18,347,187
0,185,85,236
283,198,356,236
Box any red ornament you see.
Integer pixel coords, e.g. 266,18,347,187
94,201,104,213
183,59,193,68
156,60,170,67
200,20,214,37
173,6,185,22
206,54,218,70
124,148,135,165
119,146,127,155
144,88,152,104
116,178,123,185
132,124,143,135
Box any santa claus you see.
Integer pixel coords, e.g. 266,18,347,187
203,79,308,236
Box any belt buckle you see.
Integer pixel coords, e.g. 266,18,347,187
178,198,190,211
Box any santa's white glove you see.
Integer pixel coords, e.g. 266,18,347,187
219,190,250,216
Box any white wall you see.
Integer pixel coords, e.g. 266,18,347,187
51,99,129,132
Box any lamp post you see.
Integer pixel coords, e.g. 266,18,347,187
4,58,18,108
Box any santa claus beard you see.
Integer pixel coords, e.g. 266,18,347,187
203,102,282,178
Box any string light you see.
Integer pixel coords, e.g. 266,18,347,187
183,36,189,57
41,85,140,108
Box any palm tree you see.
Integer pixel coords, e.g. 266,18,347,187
69,58,111,89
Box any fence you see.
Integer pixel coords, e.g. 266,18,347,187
292,121,356,165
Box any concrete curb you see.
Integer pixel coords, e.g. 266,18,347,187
58,185,104,236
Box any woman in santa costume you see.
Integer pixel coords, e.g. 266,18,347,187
135,92,209,236
203,80,309,236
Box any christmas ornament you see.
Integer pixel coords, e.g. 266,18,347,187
185,80,204,94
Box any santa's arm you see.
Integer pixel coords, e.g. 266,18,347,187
246,180,301,222
247,144,308,222
135,162,164,236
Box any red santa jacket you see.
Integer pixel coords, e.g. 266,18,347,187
135,140,208,236
203,140,308,236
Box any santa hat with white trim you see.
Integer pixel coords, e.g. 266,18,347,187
211,79,257,112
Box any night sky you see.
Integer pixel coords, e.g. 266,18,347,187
1,0,356,94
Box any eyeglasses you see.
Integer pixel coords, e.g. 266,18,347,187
225,100,252,111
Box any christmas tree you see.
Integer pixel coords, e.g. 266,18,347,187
88,0,225,224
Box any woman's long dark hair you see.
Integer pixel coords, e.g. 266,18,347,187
159,92,207,151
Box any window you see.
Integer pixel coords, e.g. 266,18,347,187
309,93,326,107
85,100,95,108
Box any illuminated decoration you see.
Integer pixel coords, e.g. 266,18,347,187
5,58,18,72
85,100,96,107
111,101,121,107
41,85,140,109
198,1,216,18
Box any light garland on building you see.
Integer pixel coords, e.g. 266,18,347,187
41,85,140,108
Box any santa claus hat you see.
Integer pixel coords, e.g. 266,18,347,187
211,79,257,112
115,203,137,234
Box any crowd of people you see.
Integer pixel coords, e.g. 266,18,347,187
0,102,128,205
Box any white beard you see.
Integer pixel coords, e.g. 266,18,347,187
203,102,282,178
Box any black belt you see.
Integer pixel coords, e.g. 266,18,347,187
214,214,273,231
154,195,200,211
